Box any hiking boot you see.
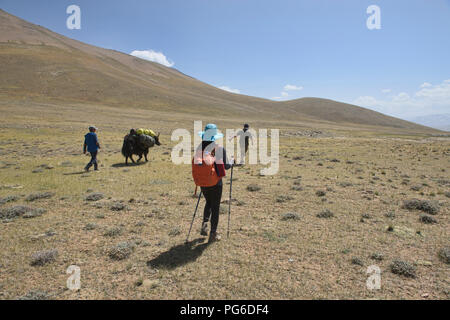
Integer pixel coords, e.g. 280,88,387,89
208,232,221,243
200,222,208,236
84,167,89,172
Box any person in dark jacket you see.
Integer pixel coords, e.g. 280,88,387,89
83,126,101,172
229,123,253,165
198,124,233,242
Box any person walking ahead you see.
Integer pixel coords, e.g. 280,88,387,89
83,126,101,172
229,123,253,165
192,124,232,242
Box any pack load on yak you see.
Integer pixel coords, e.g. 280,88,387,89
139,134,156,148
136,128,157,137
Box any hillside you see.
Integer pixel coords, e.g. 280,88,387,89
0,8,438,133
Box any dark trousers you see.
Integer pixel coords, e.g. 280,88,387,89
201,183,223,234
85,151,98,170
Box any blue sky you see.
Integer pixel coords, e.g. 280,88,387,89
1,0,450,119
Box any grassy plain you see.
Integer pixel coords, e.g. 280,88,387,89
0,100,448,300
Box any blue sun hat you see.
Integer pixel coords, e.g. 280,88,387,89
198,123,224,141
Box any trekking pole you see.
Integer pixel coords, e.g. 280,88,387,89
185,191,202,244
227,164,234,239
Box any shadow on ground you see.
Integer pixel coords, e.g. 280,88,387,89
111,162,147,168
147,238,210,270
62,171,86,176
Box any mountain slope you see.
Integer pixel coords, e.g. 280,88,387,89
0,9,439,132
407,114,450,132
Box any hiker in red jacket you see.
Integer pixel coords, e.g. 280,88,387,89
192,124,232,242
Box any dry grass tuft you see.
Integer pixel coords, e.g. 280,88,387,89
30,249,58,266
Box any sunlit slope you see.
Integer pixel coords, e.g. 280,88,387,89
0,9,439,132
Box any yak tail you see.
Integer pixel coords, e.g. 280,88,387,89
121,136,131,157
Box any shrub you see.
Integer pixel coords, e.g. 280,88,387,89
247,184,261,192
276,195,294,203
104,227,122,237
22,208,47,219
84,223,97,230
419,215,437,224
316,190,326,197
361,213,371,219
317,209,334,218
402,199,439,215
111,202,127,211
109,242,134,260
281,212,300,221
84,192,105,202
390,260,416,278
30,249,58,266
370,253,383,261
0,195,20,206
338,182,353,188
351,257,363,266
438,247,450,264
25,192,54,202
19,290,50,300
385,211,396,219
168,228,181,237
0,206,45,220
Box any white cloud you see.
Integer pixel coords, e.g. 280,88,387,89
354,96,378,106
218,86,241,94
381,89,391,94
130,50,174,67
353,79,450,118
392,92,410,102
271,84,304,100
272,93,290,101
284,84,303,91
416,80,450,99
